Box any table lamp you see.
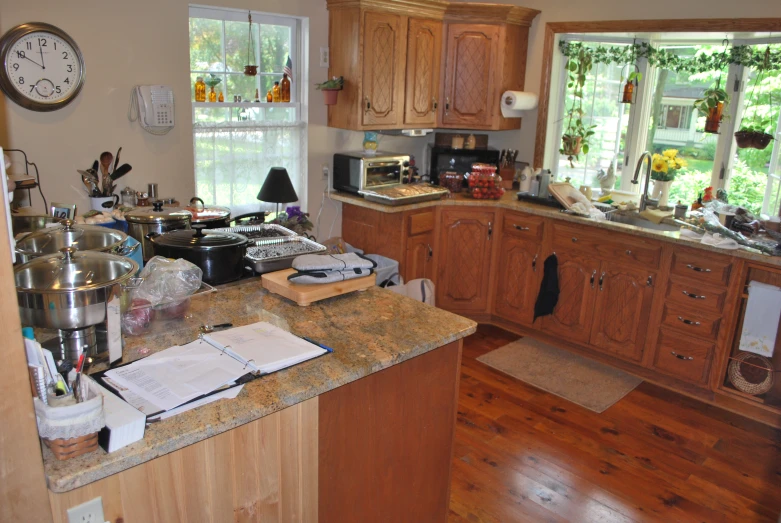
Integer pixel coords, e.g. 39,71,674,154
257,167,298,221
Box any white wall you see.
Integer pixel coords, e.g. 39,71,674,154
2,0,780,238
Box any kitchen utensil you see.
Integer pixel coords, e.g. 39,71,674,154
547,182,592,212
113,147,122,174
15,219,129,263
244,236,327,274
91,160,99,173
99,152,113,177
184,197,232,228
125,201,192,261
262,268,375,306
147,225,249,284
110,163,132,181
81,174,99,196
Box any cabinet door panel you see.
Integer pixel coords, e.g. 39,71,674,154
405,233,435,282
493,235,540,326
441,24,499,128
362,12,404,127
437,210,495,312
542,251,598,344
404,18,442,127
589,264,655,363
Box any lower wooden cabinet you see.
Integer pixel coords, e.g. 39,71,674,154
542,250,599,344
492,232,541,326
589,263,656,363
651,328,715,386
405,232,435,281
437,209,495,312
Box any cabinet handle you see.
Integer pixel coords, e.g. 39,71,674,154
513,224,530,231
572,237,578,243
647,275,653,287
445,96,450,115
677,316,701,326
671,351,694,361
682,290,706,299
365,97,371,112
686,264,711,273
626,249,632,255
532,253,538,272
432,97,438,112
590,269,596,289
427,243,433,260
599,271,605,291
487,221,492,239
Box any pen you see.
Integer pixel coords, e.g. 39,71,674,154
302,336,334,352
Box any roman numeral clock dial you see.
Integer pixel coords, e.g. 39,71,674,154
0,22,84,112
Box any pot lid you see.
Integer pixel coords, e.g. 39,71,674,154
184,197,231,222
15,247,138,292
125,200,192,224
16,219,126,256
149,225,248,250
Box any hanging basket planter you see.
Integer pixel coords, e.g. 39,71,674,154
322,88,340,105
734,130,775,150
735,47,775,150
703,102,724,134
561,134,582,156
316,76,344,106
243,13,258,77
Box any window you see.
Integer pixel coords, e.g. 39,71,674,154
548,36,781,216
189,6,306,215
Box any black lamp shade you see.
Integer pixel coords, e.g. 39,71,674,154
257,167,298,203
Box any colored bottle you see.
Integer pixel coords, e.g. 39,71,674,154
255,88,260,102
218,91,224,102
272,82,281,103
195,77,206,102
281,74,291,102
208,86,217,103
266,90,273,103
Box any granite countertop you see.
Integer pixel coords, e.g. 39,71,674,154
331,190,781,268
43,279,477,493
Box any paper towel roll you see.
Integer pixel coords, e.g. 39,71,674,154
500,91,538,117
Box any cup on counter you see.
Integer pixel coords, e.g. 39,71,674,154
718,211,736,228
674,204,688,219
90,195,119,211
579,185,593,201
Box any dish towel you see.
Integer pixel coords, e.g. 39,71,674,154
534,254,559,321
739,281,781,356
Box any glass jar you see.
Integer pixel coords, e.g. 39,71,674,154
281,74,291,102
440,172,463,194
121,187,136,207
272,82,281,102
194,77,206,102
208,86,217,103
467,164,505,200
266,90,273,102
218,91,224,102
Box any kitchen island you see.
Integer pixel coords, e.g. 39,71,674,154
45,278,476,523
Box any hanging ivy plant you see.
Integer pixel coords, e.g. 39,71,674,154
560,47,597,167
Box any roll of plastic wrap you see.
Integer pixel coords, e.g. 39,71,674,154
500,91,538,117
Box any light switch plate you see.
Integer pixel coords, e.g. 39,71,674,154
67,496,105,523
320,47,329,68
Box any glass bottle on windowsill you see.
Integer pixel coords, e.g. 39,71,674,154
194,76,206,102
272,81,281,103
281,74,291,103
218,91,224,103
266,90,273,103
208,86,217,103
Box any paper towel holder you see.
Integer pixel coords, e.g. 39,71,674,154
501,90,538,118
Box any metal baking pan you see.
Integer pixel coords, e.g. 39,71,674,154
358,184,449,206
212,224,297,243
245,236,327,274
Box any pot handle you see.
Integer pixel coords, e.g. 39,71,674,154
145,231,161,240
192,224,206,238
189,197,205,211
117,241,141,256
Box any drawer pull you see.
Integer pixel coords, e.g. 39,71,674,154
686,264,711,273
677,316,701,326
427,244,433,260
626,249,632,255
682,290,706,299
572,237,578,243
488,221,493,239
513,224,530,231
599,271,605,291
671,351,694,361
590,269,596,289
532,253,538,272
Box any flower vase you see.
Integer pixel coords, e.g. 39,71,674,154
655,180,673,209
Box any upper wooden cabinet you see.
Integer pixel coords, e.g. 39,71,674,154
326,0,539,131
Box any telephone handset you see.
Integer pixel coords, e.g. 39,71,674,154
129,85,175,135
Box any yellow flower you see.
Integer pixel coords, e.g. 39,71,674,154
652,158,668,173
663,149,678,159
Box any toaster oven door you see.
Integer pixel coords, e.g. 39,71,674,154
364,160,403,189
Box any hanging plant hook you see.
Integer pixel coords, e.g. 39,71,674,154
244,12,258,77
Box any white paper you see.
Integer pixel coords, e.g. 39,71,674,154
153,385,243,421
739,281,781,356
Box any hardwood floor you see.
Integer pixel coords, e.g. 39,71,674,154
449,325,781,523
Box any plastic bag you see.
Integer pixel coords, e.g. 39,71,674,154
131,256,203,308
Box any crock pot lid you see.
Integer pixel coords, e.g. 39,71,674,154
150,227,248,248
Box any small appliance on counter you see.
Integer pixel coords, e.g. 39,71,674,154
428,145,500,185
332,152,410,194
125,201,192,261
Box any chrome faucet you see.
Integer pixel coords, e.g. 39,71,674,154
631,152,654,212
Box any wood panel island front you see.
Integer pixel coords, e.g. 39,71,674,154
42,279,476,523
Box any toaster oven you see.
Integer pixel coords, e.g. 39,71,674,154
332,152,411,194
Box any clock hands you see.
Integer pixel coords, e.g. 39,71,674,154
20,53,44,69
38,39,45,70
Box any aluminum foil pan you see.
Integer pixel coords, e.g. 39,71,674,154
245,236,327,273
358,184,449,206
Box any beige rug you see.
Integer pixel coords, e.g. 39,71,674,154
476,337,643,413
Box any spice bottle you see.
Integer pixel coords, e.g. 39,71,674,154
194,76,206,102
272,82,281,103
281,74,291,102
266,90,273,103
218,91,224,103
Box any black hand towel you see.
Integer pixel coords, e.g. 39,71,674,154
533,254,559,321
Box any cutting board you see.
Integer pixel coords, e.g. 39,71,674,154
261,268,376,306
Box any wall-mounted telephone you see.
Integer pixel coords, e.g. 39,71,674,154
128,85,175,135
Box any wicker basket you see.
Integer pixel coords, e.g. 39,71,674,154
43,432,99,461
728,352,774,395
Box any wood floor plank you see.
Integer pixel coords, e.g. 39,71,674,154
450,325,781,523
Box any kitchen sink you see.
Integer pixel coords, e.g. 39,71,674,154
605,211,682,232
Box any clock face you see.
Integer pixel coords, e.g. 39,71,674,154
0,24,84,111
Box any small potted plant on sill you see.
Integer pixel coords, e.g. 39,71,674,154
316,76,344,105
693,83,730,134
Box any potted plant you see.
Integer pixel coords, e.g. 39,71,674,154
650,149,687,209
735,125,774,150
559,48,597,167
693,83,729,134
316,76,344,105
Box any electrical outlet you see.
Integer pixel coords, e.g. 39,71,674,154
320,47,329,68
67,496,104,523
322,164,330,180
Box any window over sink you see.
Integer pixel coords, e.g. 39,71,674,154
189,6,306,215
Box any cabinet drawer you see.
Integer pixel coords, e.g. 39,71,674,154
408,210,435,236
552,223,662,269
670,248,733,286
502,211,544,239
666,276,727,314
652,329,715,386
660,305,721,341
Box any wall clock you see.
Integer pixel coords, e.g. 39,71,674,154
0,22,85,112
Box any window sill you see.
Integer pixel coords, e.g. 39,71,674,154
193,102,298,109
